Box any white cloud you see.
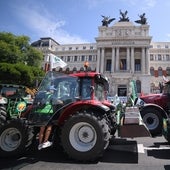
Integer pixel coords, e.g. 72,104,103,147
145,0,156,8
119,0,156,9
13,2,89,44
86,0,113,9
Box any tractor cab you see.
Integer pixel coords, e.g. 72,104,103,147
28,71,110,126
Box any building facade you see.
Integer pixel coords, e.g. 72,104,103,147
32,21,170,98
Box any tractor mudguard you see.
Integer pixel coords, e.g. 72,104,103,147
55,101,110,126
141,103,169,119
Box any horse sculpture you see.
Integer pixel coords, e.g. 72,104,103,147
119,10,129,22
101,15,115,27
135,13,147,25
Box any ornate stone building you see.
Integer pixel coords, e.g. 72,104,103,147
32,20,170,98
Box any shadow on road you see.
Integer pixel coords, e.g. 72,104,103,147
0,138,140,169
100,138,138,163
147,141,170,160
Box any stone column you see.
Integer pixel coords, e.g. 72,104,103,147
127,47,130,71
142,47,145,74
101,48,105,73
145,47,149,74
112,47,115,72
96,48,101,72
115,47,119,71
131,47,134,73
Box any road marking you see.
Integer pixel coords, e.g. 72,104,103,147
143,145,170,150
109,144,170,154
137,144,145,153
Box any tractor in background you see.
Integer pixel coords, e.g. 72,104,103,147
134,80,170,137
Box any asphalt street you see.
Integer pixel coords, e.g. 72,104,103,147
0,135,170,170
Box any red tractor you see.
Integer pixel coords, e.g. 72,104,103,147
0,71,150,161
135,81,170,136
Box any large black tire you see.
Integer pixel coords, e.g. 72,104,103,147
61,111,110,161
140,107,162,136
0,107,7,125
0,120,34,157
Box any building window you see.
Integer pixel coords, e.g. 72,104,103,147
120,59,126,70
136,80,141,93
106,59,111,71
67,56,71,62
74,56,77,62
76,47,79,50
81,55,85,61
166,67,170,76
158,67,163,76
135,59,141,71
158,54,161,60
61,56,64,60
165,45,169,48
69,47,72,50
89,55,92,61
90,46,93,50
83,46,86,50
118,85,127,96
42,41,49,47
73,67,77,72
166,55,170,61
150,67,154,76
150,54,154,60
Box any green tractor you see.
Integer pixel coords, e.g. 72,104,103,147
0,84,34,157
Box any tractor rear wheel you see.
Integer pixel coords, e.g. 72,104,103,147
61,111,110,161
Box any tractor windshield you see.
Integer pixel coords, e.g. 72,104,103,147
29,71,79,125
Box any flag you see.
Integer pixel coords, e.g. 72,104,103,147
50,53,67,70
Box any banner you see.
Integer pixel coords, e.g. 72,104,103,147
49,53,67,70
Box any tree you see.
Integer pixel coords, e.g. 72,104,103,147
0,32,43,67
0,63,45,87
0,32,45,86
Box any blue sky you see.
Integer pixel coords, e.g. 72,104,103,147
0,0,170,44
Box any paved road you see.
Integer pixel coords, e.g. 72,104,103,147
0,136,170,170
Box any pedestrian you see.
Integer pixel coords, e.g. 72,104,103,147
38,125,53,150
37,85,55,150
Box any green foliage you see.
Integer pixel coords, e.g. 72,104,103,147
0,32,45,87
0,32,43,67
0,63,45,87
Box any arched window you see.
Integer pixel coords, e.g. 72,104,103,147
59,68,63,72
150,67,154,76
136,80,141,93
166,67,170,76
73,67,77,72
158,67,163,76
66,67,70,73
